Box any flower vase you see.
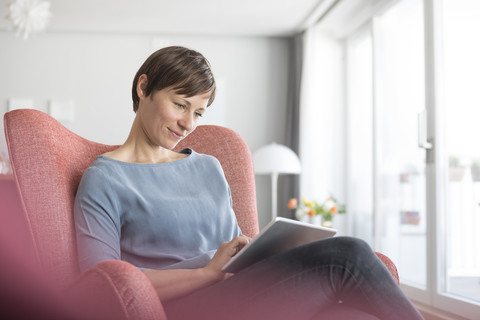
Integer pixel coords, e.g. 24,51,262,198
309,215,322,226
321,217,333,228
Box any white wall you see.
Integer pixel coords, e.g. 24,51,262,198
0,31,289,228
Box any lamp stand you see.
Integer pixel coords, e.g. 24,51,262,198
270,172,279,220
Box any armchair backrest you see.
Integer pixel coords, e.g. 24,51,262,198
4,109,259,285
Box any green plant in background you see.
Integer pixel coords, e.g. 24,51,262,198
449,155,461,167
471,159,480,169
471,158,480,182
288,195,346,224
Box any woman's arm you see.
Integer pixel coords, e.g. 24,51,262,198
143,235,249,301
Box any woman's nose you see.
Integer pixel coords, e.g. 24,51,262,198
178,112,194,132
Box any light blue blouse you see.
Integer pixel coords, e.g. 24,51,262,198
73,148,241,272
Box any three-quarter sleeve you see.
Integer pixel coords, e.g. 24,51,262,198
74,166,122,272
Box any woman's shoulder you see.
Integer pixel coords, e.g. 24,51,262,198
187,149,221,166
78,157,115,187
186,150,227,180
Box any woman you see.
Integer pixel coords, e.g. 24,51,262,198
74,46,423,320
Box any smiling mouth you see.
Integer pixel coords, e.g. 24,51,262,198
168,128,185,140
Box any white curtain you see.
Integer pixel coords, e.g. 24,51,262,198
298,24,345,203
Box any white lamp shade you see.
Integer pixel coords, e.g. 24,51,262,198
253,143,301,175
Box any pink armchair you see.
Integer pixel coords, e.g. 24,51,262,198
3,109,398,319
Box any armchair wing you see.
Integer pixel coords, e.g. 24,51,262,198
4,109,165,319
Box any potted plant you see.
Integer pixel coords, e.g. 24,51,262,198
287,196,346,228
471,159,480,182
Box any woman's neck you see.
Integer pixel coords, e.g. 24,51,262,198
103,118,185,164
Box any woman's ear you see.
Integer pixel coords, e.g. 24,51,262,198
137,74,148,100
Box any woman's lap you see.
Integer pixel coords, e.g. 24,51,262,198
164,237,422,320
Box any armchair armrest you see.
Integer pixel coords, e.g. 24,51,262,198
66,260,167,320
375,252,400,285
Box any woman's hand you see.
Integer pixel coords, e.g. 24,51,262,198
203,235,251,282
144,235,251,301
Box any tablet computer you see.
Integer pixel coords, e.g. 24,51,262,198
222,217,337,273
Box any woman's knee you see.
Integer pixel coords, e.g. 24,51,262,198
331,237,372,254
272,237,375,270
305,236,371,254
301,237,375,266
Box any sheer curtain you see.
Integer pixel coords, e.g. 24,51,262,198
278,34,303,219
298,24,345,206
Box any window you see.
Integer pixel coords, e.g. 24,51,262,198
440,0,480,306
373,0,427,289
343,0,480,317
345,26,374,245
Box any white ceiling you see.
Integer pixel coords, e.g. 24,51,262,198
0,0,337,37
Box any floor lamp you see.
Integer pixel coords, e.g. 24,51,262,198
253,143,301,220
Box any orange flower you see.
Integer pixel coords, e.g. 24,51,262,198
330,206,337,214
287,198,298,209
308,209,315,217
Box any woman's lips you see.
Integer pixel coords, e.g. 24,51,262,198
168,128,184,140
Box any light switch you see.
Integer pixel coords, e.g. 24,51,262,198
49,100,75,123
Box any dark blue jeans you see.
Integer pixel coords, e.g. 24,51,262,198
164,237,424,320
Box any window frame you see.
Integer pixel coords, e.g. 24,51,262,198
340,0,480,318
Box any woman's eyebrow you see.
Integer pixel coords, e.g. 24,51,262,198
179,97,191,107
180,98,207,111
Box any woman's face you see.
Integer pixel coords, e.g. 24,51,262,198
137,84,210,150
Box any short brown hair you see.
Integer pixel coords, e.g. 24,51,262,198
132,46,216,112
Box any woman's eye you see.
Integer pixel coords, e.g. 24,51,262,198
195,112,203,118
175,103,185,109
